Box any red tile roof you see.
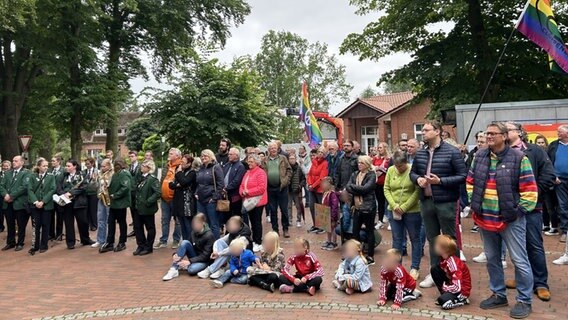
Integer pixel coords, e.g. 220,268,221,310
336,91,415,117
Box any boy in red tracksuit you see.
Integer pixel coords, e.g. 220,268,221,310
279,238,324,296
377,249,422,310
431,235,472,310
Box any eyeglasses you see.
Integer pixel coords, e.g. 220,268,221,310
485,132,505,137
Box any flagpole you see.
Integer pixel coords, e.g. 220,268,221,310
463,24,519,144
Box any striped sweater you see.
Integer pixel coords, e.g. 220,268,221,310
467,153,538,232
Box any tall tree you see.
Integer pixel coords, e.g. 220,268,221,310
98,0,251,153
254,30,353,112
341,0,568,114
147,59,275,152
359,85,377,98
125,117,159,151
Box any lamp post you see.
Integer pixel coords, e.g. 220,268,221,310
161,136,166,178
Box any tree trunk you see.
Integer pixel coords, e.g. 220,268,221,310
104,0,122,155
67,9,84,161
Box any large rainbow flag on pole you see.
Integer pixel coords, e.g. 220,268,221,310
516,0,568,73
299,81,323,148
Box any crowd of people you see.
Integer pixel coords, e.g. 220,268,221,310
0,122,567,319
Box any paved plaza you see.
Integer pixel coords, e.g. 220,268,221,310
0,214,566,320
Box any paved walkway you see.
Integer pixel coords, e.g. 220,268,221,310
0,214,566,320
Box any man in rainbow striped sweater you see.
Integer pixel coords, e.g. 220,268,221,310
466,122,538,320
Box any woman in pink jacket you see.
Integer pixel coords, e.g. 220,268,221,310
240,154,268,251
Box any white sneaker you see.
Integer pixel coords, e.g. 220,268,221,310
472,252,487,263
210,268,225,279
375,221,384,230
502,260,508,269
296,221,302,228
419,274,435,288
162,268,179,281
266,216,271,223
210,280,224,288
553,254,568,265
461,206,471,218
387,224,391,231
253,243,263,253
91,241,101,248
197,268,212,279
460,251,467,262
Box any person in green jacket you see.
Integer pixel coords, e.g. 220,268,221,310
28,158,56,255
100,158,132,253
133,160,161,256
384,151,422,281
0,155,31,251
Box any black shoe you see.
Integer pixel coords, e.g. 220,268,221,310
480,294,508,310
82,239,95,246
138,249,152,256
90,226,97,232
28,248,37,255
39,248,48,253
15,245,24,252
510,302,531,319
67,245,75,250
1,244,15,251
114,243,126,252
133,247,143,256
127,231,135,237
260,281,275,293
99,243,114,253
366,257,375,266
55,234,64,241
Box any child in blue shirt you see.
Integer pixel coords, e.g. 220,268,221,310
211,238,256,288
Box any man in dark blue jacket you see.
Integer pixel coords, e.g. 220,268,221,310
410,120,467,288
223,148,246,223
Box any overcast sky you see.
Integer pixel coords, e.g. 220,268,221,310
130,0,411,115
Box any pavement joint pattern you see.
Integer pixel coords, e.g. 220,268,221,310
32,301,494,320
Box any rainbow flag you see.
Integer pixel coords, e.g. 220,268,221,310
299,81,323,148
516,0,568,73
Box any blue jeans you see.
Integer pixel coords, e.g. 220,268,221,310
389,211,423,270
172,240,208,275
197,201,220,239
480,216,534,304
207,238,230,273
159,201,181,244
525,213,548,290
96,200,110,244
268,188,289,232
216,269,249,284
556,179,568,233
179,216,192,241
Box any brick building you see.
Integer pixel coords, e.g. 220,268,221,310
81,112,140,159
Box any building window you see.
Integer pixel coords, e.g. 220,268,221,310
118,128,126,136
94,129,105,136
361,126,378,155
414,123,424,141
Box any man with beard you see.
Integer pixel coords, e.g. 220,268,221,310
334,140,358,191
216,138,231,168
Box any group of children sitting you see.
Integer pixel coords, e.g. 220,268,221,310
161,212,472,310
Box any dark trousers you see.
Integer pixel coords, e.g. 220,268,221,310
431,265,467,309
353,210,376,258
107,208,127,245
5,203,18,246
525,212,549,290
50,205,65,239
64,205,91,247
543,191,559,229
245,205,264,245
308,191,323,226
268,187,289,233
279,274,322,293
249,273,280,288
32,208,52,250
15,208,31,246
133,212,156,251
130,193,138,230
86,194,98,229
0,206,5,231
375,185,386,223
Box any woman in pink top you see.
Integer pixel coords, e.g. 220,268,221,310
240,154,268,250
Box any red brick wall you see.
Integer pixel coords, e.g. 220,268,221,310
389,100,431,144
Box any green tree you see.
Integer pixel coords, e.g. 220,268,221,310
359,85,377,98
146,59,275,152
98,0,251,154
126,117,159,151
341,0,568,114
383,79,413,94
275,115,304,144
254,30,353,112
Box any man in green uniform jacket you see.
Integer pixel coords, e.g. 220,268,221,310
0,156,31,251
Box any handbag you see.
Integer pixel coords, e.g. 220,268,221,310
212,166,230,212
241,175,261,212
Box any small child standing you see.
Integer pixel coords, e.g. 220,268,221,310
377,249,422,310
333,240,373,294
279,238,325,295
321,177,340,250
431,235,471,310
211,239,256,288
338,191,354,243
248,231,286,293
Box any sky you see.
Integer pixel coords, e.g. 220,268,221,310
130,0,412,115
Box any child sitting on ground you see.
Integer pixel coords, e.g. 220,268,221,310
279,238,324,295
431,235,471,310
377,249,422,310
210,238,256,288
320,177,340,250
332,239,373,294
248,231,286,293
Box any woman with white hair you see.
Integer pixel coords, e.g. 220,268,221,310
346,155,377,265
133,160,161,256
196,149,225,239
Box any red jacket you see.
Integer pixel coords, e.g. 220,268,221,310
282,251,325,282
239,166,268,207
307,158,328,193
378,265,416,307
373,156,390,185
439,255,471,297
